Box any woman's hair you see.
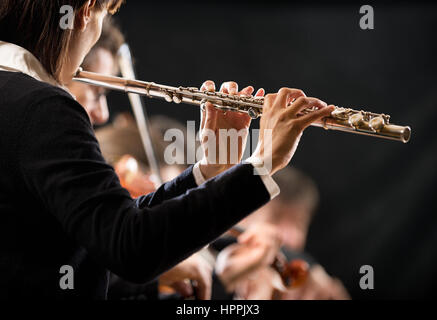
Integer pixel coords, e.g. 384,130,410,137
0,0,124,80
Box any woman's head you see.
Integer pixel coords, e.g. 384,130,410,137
68,16,124,125
0,0,124,84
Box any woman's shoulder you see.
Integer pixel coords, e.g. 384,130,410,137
0,71,89,123
0,71,73,102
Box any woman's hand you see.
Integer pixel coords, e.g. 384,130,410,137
251,89,335,175
198,80,264,180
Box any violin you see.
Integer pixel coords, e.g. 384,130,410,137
114,154,156,197
227,227,310,290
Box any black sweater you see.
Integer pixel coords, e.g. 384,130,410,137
0,71,270,299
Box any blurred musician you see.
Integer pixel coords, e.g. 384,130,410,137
213,167,350,300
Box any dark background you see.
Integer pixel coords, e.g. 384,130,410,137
107,1,437,299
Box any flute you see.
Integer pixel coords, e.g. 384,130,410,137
73,69,411,143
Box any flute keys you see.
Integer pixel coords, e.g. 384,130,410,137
248,107,260,119
331,107,351,120
173,94,182,104
369,116,385,132
162,91,174,103
348,113,364,128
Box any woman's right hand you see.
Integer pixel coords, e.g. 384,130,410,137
251,88,335,175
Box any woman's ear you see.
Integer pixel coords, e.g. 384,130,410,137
75,0,98,32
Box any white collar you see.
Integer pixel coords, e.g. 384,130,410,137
0,41,68,90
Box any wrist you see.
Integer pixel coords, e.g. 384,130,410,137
245,154,275,177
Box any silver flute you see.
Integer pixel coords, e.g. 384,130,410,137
73,69,411,143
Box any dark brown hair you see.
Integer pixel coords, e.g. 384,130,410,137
0,0,124,80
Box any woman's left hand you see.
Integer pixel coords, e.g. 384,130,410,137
198,80,264,180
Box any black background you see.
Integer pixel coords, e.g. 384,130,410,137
107,0,437,299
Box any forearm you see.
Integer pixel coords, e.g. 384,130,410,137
59,164,270,284
197,161,280,200
135,165,197,208
19,96,273,285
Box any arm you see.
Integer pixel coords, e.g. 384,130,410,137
19,96,271,284
134,165,198,208
136,79,277,207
